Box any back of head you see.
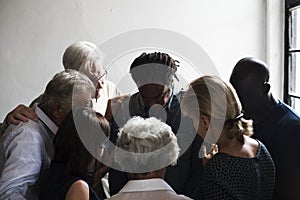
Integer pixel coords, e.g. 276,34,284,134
129,52,179,87
229,57,271,119
182,76,252,143
39,69,95,114
53,107,110,179
62,41,104,78
230,57,270,86
114,116,180,173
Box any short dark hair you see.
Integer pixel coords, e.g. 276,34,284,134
130,52,179,87
230,57,270,85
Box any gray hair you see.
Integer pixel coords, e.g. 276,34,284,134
39,69,95,113
114,116,180,173
62,41,104,77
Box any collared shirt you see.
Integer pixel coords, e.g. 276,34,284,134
91,80,121,115
0,104,57,200
108,178,192,200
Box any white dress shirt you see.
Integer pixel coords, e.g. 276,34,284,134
108,178,193,200
92,80,121,115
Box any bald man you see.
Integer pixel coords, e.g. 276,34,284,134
230,57,300,200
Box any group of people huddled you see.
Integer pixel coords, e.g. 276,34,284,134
0,41,299,200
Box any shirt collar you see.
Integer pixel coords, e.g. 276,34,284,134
119,178,175,193
34,104,59,135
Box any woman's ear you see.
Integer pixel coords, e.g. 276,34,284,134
201,115,210,131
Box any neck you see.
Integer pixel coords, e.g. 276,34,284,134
252,94,278,123
39,105,61,126
216,128,243,153
130,168,166,180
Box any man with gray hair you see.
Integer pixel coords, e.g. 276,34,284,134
62,41,120,115
108,116,192,200
0,69,95,199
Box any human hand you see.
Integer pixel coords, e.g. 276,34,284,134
6,104,38,125
201,144,218,166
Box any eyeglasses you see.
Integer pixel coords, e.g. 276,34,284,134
90,69,107,84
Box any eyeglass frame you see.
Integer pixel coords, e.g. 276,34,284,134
90,69,107,84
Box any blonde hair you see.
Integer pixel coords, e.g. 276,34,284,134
62,41,104,77
114,116,180,173
182,76,252,143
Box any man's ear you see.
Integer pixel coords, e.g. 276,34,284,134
201,115,210,130
263,82,271,94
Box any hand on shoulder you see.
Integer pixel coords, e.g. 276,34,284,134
6,104,37,125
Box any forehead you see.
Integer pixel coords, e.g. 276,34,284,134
231,79,264,101
139,84,166,96
232,75,262,89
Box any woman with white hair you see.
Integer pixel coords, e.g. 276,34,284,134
108,116,192,200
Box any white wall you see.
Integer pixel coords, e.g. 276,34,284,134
0,0,284,121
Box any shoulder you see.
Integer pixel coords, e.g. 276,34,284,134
278,101,300,121
177,195,193,200
105,80,116,87
105,80,121,97
162,190,193,200
244,136,260,156
65,180,89,200
1,120,43,146
108,94,130,106
252,139,274,162
106,94,130,121
171,193,193,200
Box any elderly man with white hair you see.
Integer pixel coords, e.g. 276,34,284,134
108,116,192,200
62,41,120,115
1,41,120,123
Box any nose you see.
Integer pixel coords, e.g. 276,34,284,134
95,80,104,99
145,100,156,108
97,79,104,89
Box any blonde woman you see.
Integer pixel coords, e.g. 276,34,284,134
182,76,275,200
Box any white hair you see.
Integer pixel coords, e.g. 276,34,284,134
62,41,104,77
114,116,180,173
